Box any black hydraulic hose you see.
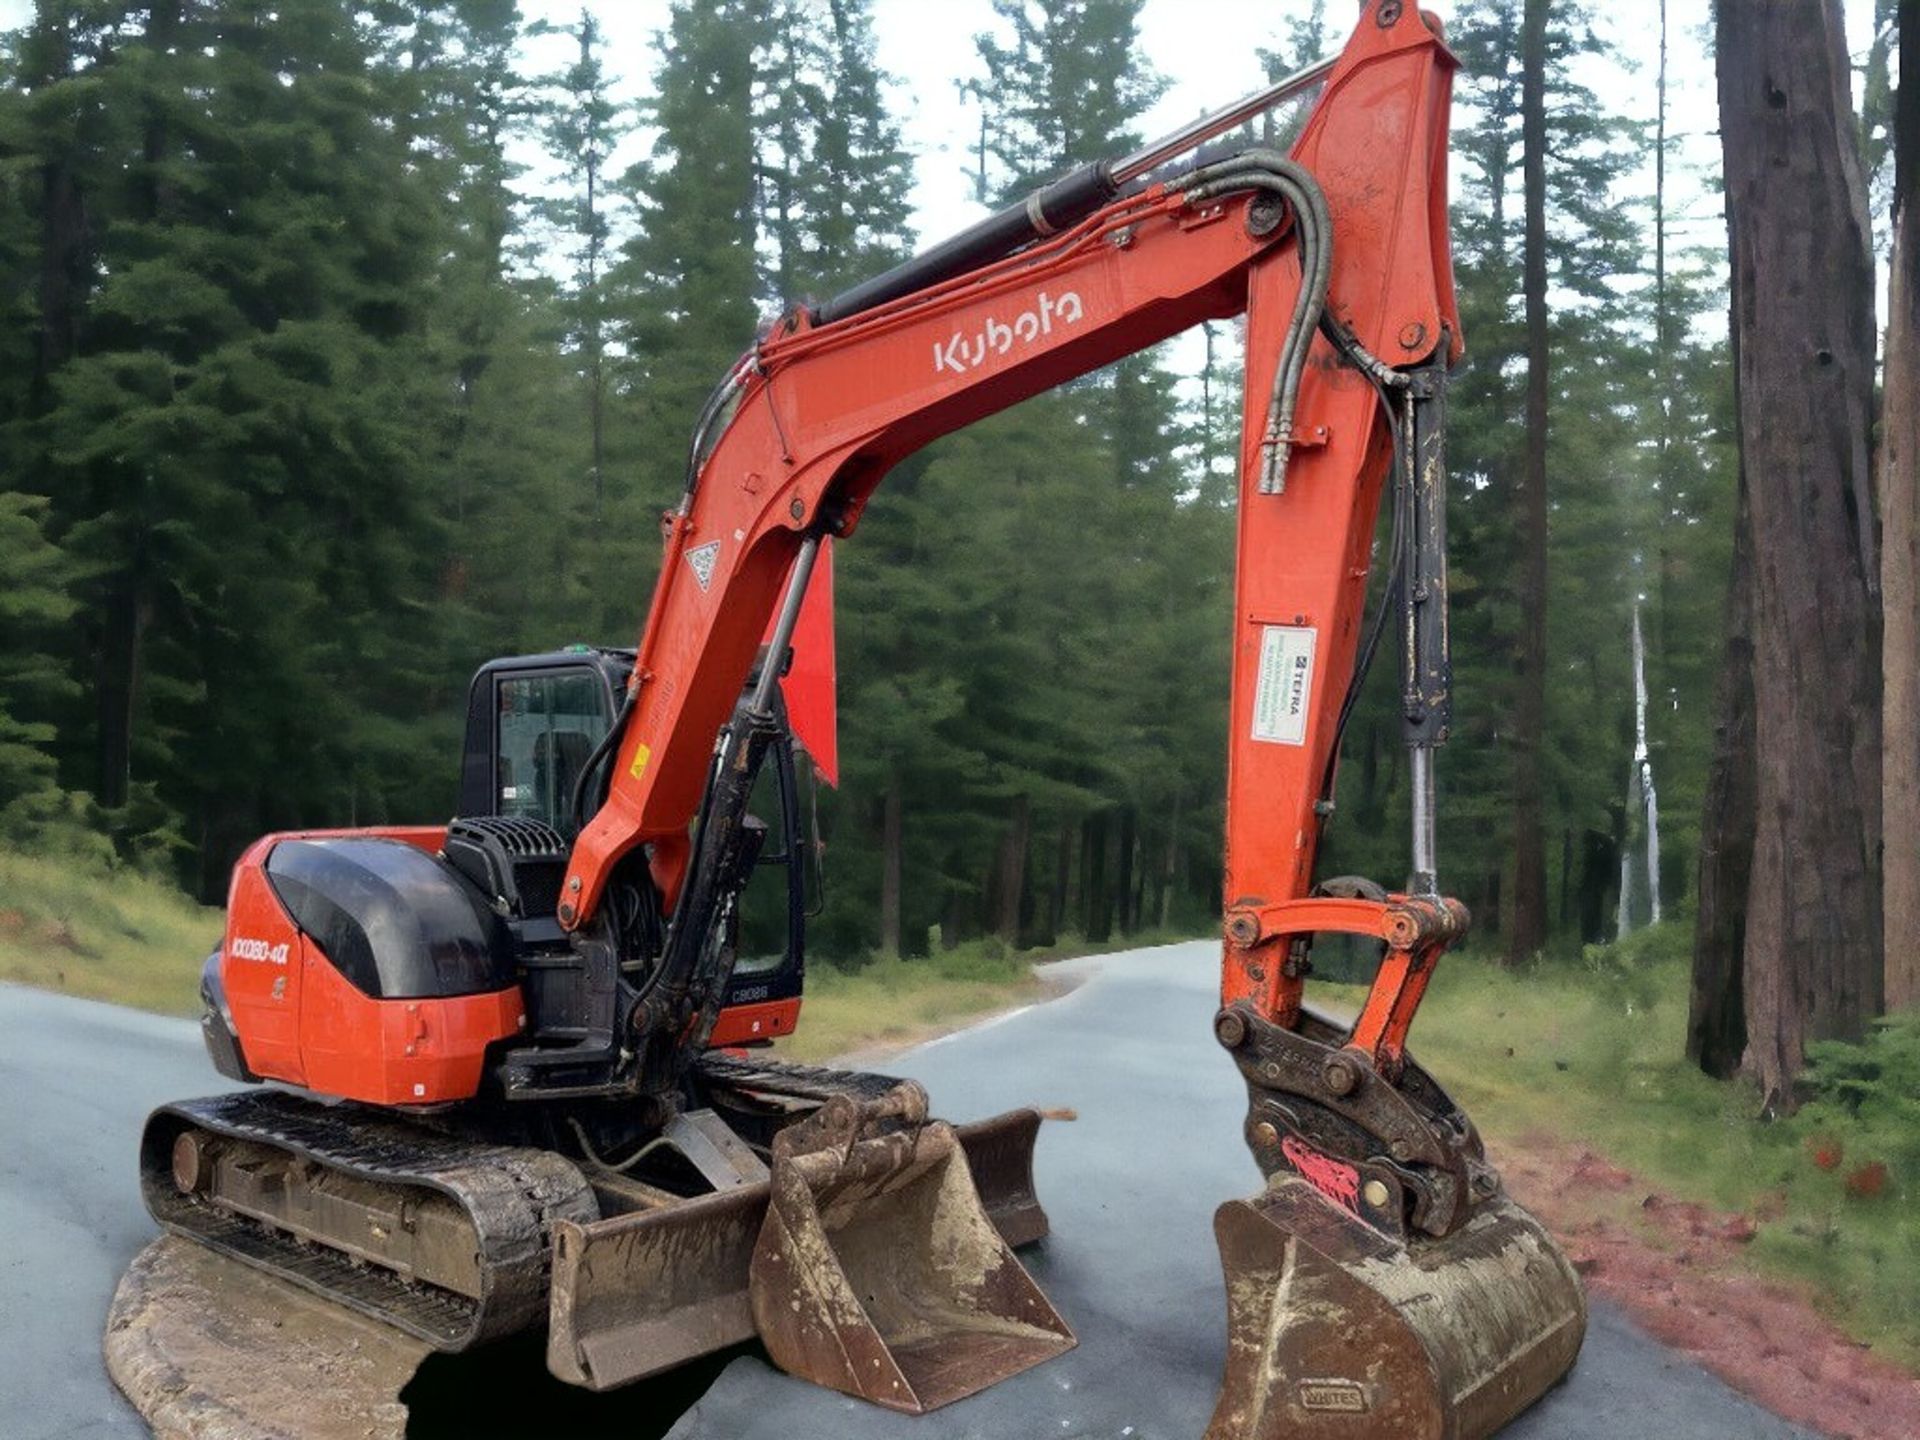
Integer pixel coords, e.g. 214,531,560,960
1318,316,1414,811
1172,150,1333,494
683,356,753,496
571,688,636,837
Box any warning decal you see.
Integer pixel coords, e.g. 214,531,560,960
1251,625,1316,745
685,541,720,591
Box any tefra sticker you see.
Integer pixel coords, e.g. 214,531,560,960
1251,625,1316,745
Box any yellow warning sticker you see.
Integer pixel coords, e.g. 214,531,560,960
629,742,652,780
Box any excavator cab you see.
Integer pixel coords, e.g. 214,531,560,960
453,645,808,1032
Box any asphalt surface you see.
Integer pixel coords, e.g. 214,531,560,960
0,952,1816,1440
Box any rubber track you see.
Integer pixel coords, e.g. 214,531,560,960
140,1061,910,1353
140,1091,597,1351
696,1051,903,1104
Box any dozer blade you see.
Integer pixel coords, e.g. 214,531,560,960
546,1098,1071,1403
1208,1174,1586,1440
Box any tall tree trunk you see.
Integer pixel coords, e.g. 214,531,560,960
1508,0,1551,963
97,580,152,810
1052,821,1075,939
28,12,86,415
1882,0,1920,1010
993,794,1030,943
1689,480,1756,1076
879,779,902,957
1115,805,1137,934
1082,812,1110,942
1717,0,1884,1104
1158,788,1182,930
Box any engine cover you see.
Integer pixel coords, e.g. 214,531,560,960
216,831,526,1106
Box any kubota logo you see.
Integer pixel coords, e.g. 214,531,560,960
933,290,1085,374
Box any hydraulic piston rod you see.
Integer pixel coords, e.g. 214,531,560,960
1401,359,1452,897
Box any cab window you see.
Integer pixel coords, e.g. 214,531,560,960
496,671,610,832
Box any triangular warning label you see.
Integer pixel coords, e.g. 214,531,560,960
685,541,720,592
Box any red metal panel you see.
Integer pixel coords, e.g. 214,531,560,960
708,997,802,1048
772,536,838,787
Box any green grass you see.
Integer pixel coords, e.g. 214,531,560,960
778,945,1044,1062
0,848,220,1014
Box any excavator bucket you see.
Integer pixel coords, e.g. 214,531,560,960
547,1088,1072,1409
1207,1174,1586,1440
750,1092,1074,1413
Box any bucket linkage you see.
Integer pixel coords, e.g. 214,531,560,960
1208,896,1587,1440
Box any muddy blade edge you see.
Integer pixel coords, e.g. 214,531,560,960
1208,1174,1587,1440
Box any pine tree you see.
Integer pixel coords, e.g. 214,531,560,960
11,0,452,885
609,0,766,642
531,10,631,521
1431,0,1654,950
1710,0,1883,1101
755,0,913,305
0,491,75,818
954,0,1211,943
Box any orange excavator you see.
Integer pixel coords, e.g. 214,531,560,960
132,6,1585,1436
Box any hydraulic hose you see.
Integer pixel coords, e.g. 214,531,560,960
1172,149,1334,494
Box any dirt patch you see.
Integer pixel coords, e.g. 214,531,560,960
106,1236,425,1440
1498,1133,1920,1440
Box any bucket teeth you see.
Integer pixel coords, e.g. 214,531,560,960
749,1090,1075,1413
1208,1174,1586,1440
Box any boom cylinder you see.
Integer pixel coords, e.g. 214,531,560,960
1401,358,1452,896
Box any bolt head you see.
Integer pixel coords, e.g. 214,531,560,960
1362,1179,1392,1209
1252,1121,1280,1148
1214,1010,1248,1048
1389,1137,1416,1162
789,498,805,520
1323,1054,1362,1097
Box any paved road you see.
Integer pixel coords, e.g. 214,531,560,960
0,953,1814,1440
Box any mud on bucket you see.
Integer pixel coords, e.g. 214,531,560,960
1208,1173,1586,1440
749,1087,1075,1414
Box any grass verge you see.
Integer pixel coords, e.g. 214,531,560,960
0,848,220,1013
